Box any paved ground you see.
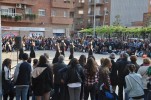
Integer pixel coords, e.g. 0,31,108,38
2,50,143,67
2,50,144,100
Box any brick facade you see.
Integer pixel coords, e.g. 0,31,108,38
0,0,73,37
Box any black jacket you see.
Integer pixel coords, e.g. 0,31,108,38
53,62,67,84
117,58,130,86
66,64,85,84
32,64,53,96
110,60,118,86
15,62,31,85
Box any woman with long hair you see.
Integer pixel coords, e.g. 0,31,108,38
98,58,113,100
66,58,85,100
79,55,86,100
2,58,14,100
32,55,53,100
84,57,99,100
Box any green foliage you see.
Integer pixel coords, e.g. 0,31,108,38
15,15,22,21
80,26,151,36
25,14,36,20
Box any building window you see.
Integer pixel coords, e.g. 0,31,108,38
25,8,32,14
1,8,16,16
51,10,56,17
79,0,85,3
64,11,68,17
78,10,84,14
38,9,46,16
104,0,109,3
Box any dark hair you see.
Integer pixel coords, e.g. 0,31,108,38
22,53,29,60
2,58,12,69
128,64,136,72
33,59,38,66
70,58,79,67
79,55,86,67
130,55,137,62
27,57,32,64
86,58,97,77
39,55,47,65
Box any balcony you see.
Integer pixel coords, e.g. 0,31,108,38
51,1,73,9
0,0,37,5
1,13,36,23
88,11,103,17
77,3,84,8
51,17,73,25
89,0,104,5
75,14,84,18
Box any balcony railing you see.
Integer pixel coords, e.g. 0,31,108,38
1,13,37,23
51,1,73,9
89,0,104,5
0,0,37,5
88,11,103,17
51,17,73,25
77,3,84,8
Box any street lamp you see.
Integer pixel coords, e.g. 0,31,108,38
93,0,96,38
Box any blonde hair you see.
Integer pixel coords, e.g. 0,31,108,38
143,58,151,65
102,58,111,67
100,58,105,65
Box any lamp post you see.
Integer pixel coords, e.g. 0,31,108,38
103,7,107,26
0,6,2,100
93,0,96,38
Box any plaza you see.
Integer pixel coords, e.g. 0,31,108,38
2,50,144,69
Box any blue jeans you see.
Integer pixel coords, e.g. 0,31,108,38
16,86,29,100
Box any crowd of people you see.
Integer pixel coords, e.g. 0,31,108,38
2,40,151,100
2,36,151,58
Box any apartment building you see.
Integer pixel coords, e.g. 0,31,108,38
0,0,73,37
110,0,148,27
73,0,110,32
143,0,151,26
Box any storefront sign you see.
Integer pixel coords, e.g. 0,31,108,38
2,26,45,31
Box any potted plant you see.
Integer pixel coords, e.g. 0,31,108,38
15,15,22,21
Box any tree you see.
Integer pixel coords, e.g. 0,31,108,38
113,15,121,26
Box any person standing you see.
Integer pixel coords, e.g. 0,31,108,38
2,58,14,100
125,64,144,100
137,58,151,100
88,42,93,57
53,55,67,100
109,53,118,92
84,58,99,100
32,55,53,100
30,40,35,58
14,53,32,100
117,53,130,100
98,58,113,100
60,40,66,56
69,43,74,60
52,43,61,64
66,58,85,100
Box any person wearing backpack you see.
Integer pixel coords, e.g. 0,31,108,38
66,58,85,100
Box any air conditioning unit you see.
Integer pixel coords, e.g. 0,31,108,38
16,4,22,8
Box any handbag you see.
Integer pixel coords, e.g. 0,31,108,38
104,91,114,99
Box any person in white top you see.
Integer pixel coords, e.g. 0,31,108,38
137,58,151,100
125,64,144,100
2,58,14,100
